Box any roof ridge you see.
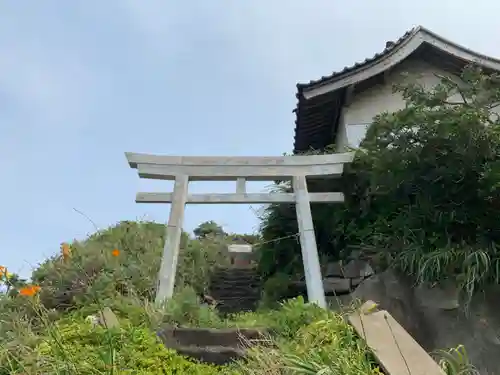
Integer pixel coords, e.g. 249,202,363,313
296,25,500,92
296,26,417,90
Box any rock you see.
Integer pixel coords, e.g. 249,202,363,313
350,269,500,374
324,260,374,279
323,277,351,294
414,281,460,311
97,307,120,329
343,260,374,278
157,327,266,365
325,262,344,277
158,327,265,348
351,277,364,288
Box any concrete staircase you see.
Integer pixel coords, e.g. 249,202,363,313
157,327,265,365
209,267,261,315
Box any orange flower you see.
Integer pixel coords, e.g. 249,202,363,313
111,249,120,257
19,285,41,297
0,266,6,277
61,243,71,261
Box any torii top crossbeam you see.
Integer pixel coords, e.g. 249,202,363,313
125,152,354,181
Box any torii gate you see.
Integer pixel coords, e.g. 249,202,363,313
125,152,353,308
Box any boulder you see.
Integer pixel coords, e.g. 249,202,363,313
157,327,266,365
324,260,374,279
350,269,500,374
323,277,351,294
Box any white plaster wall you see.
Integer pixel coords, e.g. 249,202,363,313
338,59,461,150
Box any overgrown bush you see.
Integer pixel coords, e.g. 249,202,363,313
1,313,232,374
259,66,500,299
230,297,331,338
0,220,252,374
0,219,479,374
29,221,233,313
259,272,296,308
232,298,381,374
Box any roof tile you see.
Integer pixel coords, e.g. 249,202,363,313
296,27,417,91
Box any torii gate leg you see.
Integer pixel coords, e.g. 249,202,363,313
293,175,327,308
155,174,189,305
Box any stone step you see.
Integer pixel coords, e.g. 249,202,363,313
211,283,260,289
210,286,260,292
216,298,259,306
210,288,260,295
157,327,266,365
212,296,261,304
211,275,261,284
157,327,264,348
211,274,259,280
212,272,259,280
211,283,259,290
213,268,259,274
210,267,262,314
174,345,245,365
212,274,260,279
212,297,260,305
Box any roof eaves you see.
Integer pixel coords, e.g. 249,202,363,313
296,26,420,93
419,26,500,66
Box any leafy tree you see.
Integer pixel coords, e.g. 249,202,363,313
227,233,261,244
259,66,500,297
193,220,226,239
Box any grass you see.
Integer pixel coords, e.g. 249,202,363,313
0,220,480,374
0,288,384,374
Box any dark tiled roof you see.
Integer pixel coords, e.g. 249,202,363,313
292,25,500,153
293,27,418,153
296,27,417,91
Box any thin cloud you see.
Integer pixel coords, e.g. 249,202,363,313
0,42,97,128
118,0,500,87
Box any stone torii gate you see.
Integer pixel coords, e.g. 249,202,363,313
125,152,353,308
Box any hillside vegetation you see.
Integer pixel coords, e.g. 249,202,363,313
0,221,382,374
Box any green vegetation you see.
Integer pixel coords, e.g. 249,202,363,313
0,221,384,374
1,66,492,374
193,220,226,239
259,66,500,302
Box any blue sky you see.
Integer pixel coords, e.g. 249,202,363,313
1,0,499,277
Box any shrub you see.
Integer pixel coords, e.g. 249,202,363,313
258,66,500,299
157,285,226,328
259,273,296,309
2,315,229,375
234,298,381,374
29,221,233,313
242,297,331,340
278,318,381,374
